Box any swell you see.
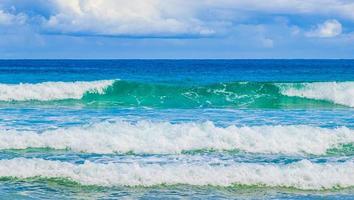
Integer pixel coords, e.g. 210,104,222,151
0,158,353,190
82,81,349,108
0,80,353,108
0,121,353,155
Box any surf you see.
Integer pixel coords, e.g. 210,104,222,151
277,82,354,107
0,80,353,108
0,121,353,155
0,158,353,190
0,80,114,101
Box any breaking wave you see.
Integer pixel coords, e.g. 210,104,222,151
0,121,353,155
278,82,354,107
0,80,114,101
0,158,353,190
0,80,353,108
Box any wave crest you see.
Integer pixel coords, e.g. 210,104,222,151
0,80,115,101
0,80,353,108
278,82,354,107
0,158,353,190
0,121,353,155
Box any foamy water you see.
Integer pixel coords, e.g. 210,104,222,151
0,80,115,101
278,82,354,107
0,121,352,155
0,158,353,190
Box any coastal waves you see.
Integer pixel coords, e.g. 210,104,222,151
0,80,114,101
0,158,353,190
0,121,353,155
278,82,354,108
0,80,353,108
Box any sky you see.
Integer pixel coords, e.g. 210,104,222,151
0,0,354,59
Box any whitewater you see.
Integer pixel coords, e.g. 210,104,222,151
0,158,353,190
0,80,114,101
0,121,353,155
278,82,354,107
0,60,353,199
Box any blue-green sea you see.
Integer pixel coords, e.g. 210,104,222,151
0,59,353,199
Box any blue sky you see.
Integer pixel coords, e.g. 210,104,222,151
0,0,353,59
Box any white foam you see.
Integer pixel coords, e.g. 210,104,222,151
0,80,115,101
278,82,354,107
0,121,353,155
0,158,353,190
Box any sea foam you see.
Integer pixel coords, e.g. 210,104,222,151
0,80,115,101
278,82,354,107
0,158,353,190
0,121,353,155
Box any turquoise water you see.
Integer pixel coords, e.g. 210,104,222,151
0,60,353,199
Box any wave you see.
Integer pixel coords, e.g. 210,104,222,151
0,80,114,101
0,121,353,155
82,81,353,108
0,80,353,108
278,82,354,107
0,158,353,190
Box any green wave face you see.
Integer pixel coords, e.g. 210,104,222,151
327,143,354,156
81,81,339,108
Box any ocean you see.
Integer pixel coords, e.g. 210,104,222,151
0,59,353,199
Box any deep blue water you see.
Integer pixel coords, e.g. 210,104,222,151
1,59,354,83
0,60,353,199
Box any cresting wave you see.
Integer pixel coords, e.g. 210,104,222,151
278,82,354,108
0,80,115,101
0,158,353,190
0,121,353,155
0,80,353,108
81,81,354,108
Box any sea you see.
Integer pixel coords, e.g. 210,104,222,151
0,59,353,199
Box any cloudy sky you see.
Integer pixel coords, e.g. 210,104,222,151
0,0,353,58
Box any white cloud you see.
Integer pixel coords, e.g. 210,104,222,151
1,0,354,38
43,0,214,37
41,0,354,37
306,19,342,38
0,10,26,26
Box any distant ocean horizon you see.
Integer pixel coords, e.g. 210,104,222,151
0,59,353,199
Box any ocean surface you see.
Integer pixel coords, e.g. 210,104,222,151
0,59,353,199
